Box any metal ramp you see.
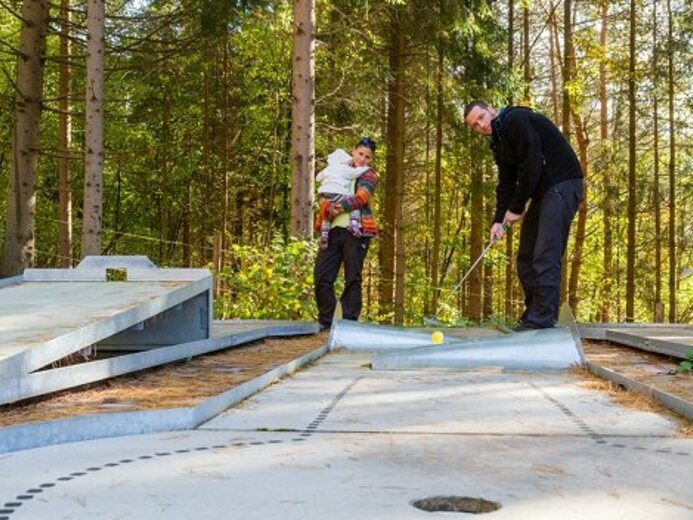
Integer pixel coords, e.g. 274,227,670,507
328,305,584,371
0,256,317,405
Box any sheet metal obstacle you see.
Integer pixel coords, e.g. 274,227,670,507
328,306,584,371
0,256,317,405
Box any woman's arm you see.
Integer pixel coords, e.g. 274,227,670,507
328,169,377,216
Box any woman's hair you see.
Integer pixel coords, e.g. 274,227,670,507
356,136,377,153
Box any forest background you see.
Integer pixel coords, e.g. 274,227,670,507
0,0,691,326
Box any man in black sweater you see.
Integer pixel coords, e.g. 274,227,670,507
464,101,584,330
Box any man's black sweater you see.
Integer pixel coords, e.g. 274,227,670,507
489,106,583,223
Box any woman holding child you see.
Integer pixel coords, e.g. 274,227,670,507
313,137,378,331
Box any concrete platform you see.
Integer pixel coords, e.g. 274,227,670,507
579,323,693,359
1,351,691,519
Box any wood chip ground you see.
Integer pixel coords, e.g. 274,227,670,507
0,333,328,428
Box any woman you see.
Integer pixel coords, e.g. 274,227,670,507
314,137,378,331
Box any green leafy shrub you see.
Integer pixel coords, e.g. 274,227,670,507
215,236,318,321
678,351,693,374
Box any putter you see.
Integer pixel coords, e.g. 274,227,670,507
425,223,509,325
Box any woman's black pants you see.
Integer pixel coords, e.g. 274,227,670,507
314,228,370,329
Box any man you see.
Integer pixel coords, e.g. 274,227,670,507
464,101,583,331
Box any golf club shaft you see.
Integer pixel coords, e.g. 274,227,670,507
434,223,509,319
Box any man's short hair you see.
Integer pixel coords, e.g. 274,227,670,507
463,100,489,119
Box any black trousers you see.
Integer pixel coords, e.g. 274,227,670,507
516,178,583,328
314,227,371,328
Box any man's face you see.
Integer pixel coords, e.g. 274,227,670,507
465,105,497,136
352,146,374,167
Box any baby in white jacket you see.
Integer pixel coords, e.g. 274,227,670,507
316,149,370,249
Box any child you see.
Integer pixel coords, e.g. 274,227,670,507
316,148,370,249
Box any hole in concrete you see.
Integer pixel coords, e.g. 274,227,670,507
412,496,501,514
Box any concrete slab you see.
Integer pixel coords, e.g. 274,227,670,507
202,352,674,437
605,328,693,359
578,322,693,341
1,351,690,520
0,280,199,369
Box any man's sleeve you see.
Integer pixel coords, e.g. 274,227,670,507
334,169,377,213
494,160,515,223
506,115,543,214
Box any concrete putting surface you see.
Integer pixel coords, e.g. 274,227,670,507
1,350,691,519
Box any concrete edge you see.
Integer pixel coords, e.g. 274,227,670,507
604,330,691,360
0,275,23,289
0,344,329,454
193,344,329,426
578,322,693,341
586,361,693,421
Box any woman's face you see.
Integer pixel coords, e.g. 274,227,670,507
352,146,374,168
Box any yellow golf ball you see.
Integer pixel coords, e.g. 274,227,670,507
431,331,444,344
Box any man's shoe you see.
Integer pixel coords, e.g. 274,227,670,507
512,322,538,333
513,322,554,332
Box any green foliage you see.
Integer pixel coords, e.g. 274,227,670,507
1,0,692,325
678,351,693,374
215,236,317,320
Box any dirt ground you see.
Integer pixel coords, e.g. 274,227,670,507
1,334,690,436
0,333,328,428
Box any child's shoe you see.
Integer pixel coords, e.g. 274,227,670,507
348,218,362,237
320,221,330,250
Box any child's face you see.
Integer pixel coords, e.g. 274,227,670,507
352,146,374,167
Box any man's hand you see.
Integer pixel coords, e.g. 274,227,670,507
489,210,522,242
502,210,523,226
490,223,507,242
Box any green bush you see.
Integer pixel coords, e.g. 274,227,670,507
215,236,318,321
678,351,693,374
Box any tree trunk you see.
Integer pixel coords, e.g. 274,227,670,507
183,181,192,267
504,0,515,320
561,0,572,141
568,112,588,314
652,0,663,322
221,41,230,267
625,0,636,322
666,0,676,322
379,5,406,322
58,0,73,267
560,0,573,303
424,46,432,316
83,0,106,257
289,0,315,239
1,0,49,276
549,11,560,124
468,141,483,322
523,1,530,101
599,0,613,322
394,156,406,325
430,43,443,316
483,165,494,319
